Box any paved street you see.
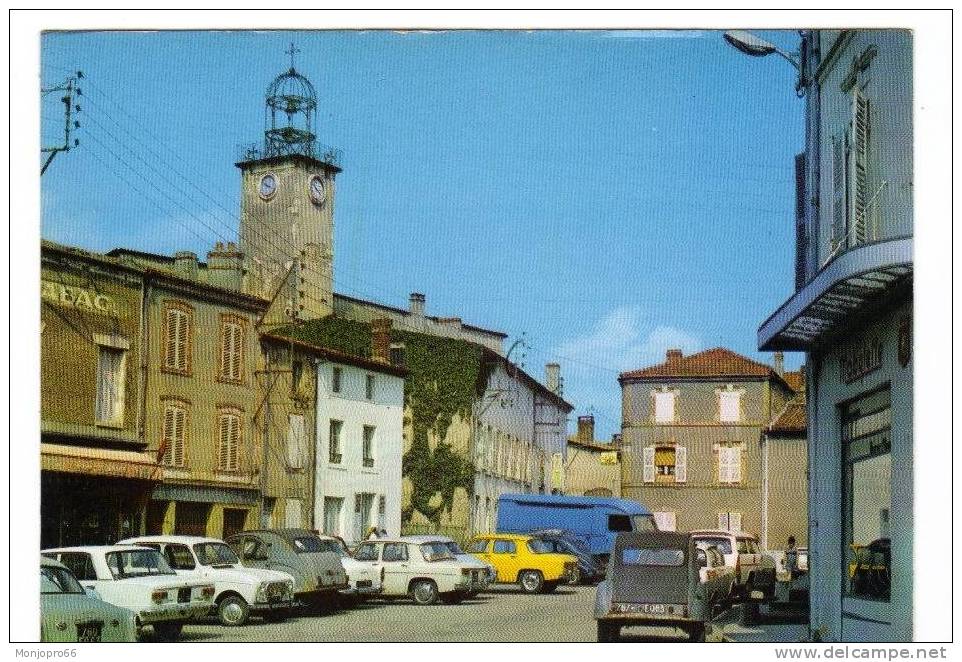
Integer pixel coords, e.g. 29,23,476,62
147,585,732,643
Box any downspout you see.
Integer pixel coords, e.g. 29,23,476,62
309,356,320,530
260,344,270,526
761,432,770,550
137,275,150,444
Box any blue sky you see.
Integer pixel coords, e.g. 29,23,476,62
41,29,805,438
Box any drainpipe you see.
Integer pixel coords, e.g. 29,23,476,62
310,356,321,529
761,433,770,550
137,275,151,444
261,345,270,526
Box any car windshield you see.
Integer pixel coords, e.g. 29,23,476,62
527,539,553,554
420,543,455,562
194,542,239,567
106,549,176,579
633,515,658,532
291,536,325,553
695,537,733,555
314,539,348,557
444,541,465,555
41,565,85,595
622,548,685,567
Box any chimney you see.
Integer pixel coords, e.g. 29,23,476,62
773,351,785,377
577,415,595,444
207,243,243,291
173,251,198,281
409,292,426,317
545,363,561,395
666,348,683,362
371,318,392,364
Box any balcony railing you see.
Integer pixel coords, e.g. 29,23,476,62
823,181,888,268
236,141,342,168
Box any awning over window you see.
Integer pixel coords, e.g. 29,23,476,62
758,238,912,352
41,443,163,481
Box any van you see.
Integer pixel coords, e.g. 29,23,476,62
496,494,656,564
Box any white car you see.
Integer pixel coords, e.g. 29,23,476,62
402,535,495,594
352,538,475,605
691,530,774,598
313,534,383,601
42,545,214,640
117,535,295,626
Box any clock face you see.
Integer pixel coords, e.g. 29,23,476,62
309,175,326,205
259,173,277,200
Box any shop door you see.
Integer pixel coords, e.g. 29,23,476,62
146,501,168,535
175,502,211,536
223,508,248,539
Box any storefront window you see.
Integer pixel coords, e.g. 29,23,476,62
843,387,892,602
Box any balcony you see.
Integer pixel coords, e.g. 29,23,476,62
758,235,912,351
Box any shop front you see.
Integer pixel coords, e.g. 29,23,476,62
40,443,162,548
148,483,259,540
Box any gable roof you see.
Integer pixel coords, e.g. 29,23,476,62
768,396,807,435
783,370,805,392
619,347,782,382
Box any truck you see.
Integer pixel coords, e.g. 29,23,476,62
496,494,656,565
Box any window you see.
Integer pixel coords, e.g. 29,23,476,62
390,343,406,367
163,544,196,570
492,540,516,554
322,497,343,536
719,389,741,423
362,425,376,467
162,302,192,374
844,388,891,602
219,316,244,382
653,511,677,531
622,548,685,567
365,374,375,400
643,445,686,483
695,536,733,556
95,345,126,425
57,553,96,581
354,544,379,562
217,409,241,472
469,539,488,554
718,512,742,532
654,390,675,423
331,367,342,394
287,413,307,470
718,445,742,483
160,401,187,467
329,419,343,464
383,543,408,562
608,514,632,532
353,493,375,542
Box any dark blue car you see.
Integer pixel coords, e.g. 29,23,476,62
531,529,606,584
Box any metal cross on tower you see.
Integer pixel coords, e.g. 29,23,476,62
285,42,300,70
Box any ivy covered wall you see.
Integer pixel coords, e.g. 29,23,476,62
282,316,488,526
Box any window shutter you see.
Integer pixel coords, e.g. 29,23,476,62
162,406,175,466
718,447,729,483
218,414,228,470
642,446,656,483
794,152,807,290
176,311,189,370
731,446,742,483
831,133,848,253
730,512,742,533
674,446,687,483
654,392,674,423
718,512,729,531
353,495,364,541
164,309,178,369
171,407,186,467
229,415,239,471
850,88,870,246
720,391,740,422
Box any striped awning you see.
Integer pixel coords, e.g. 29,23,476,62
41,443,163,481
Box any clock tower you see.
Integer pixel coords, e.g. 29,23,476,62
237,45,340,321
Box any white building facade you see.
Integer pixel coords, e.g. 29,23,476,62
758,30,913,642
313,358,405,546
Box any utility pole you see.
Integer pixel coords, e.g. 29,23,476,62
41,71,83,175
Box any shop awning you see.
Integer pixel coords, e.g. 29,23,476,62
41,443,163,481
758,237,912,352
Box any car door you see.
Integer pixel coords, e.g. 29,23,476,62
491,539,520,582
57,552,106,597
353,542,384,592
380,542,412,595
161,542,204,580
234,536,270,571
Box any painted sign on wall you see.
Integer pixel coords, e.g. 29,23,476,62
41,280,117,315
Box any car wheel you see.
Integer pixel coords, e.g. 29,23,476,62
217,595,251,626
689,623,706,642
597,620,619,642
410,579,439,605
153,621,184,641
568,567,582,585
519,570,544,594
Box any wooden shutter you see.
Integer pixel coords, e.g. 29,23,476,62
162,405,175,466
794,152,807,290
218,414,228,470
730,512,743,533
718,512,730,531
96,347,121,422
163,404,186,467
720,391,740,422
164,309,178,369
288,414,305,469
674,446,687,483
229,414,239,471
850,88,870,245
831,133,848,253
654,392,673,422
218,412,240,471
642,446,656,483
731,446,742,483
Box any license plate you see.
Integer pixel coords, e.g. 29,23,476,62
76,622,102,643
357,580,372,588
178,587,191,603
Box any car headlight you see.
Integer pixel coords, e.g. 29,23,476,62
151,589,170,605
201,585,216,600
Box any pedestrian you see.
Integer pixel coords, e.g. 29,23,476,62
786,535,798,575
367,526,379,540
378,527,388,538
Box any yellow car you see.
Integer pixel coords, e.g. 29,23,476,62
468,534,579,594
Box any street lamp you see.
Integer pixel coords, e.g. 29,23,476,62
724,30,800,71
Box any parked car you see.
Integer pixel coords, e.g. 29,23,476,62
117,535,294,626
401,535,495,594
691,529,775,599
225,529,348,612
41,556,137,643
530,529,606,584
496,493,656,565
42,545,214,641
593,531,734,642
468,533,578,594
312,533,383,603
351,538,475,605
